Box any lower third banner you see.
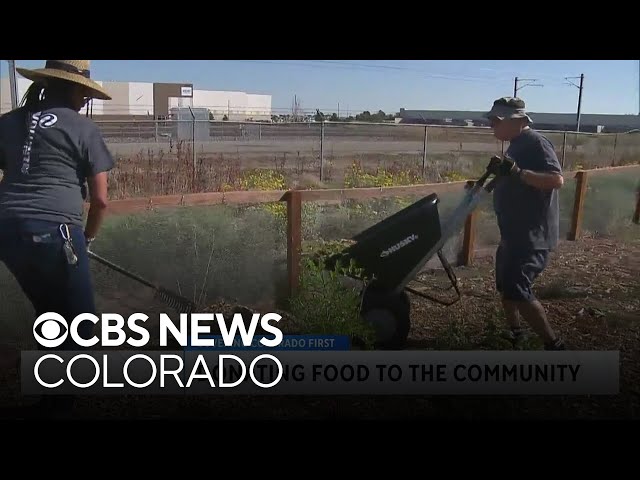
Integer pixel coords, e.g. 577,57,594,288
20,350,619,396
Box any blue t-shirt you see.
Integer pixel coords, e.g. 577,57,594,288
493,128,562,251
0,104,115,227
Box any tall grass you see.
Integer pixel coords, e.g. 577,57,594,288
104,131,640,200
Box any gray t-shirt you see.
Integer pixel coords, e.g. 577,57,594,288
0,105,115,227
493,128,562,251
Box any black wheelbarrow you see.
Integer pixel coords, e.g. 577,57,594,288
322,156,504,349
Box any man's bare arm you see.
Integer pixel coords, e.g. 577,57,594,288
520,169,564,190
518,134,564,190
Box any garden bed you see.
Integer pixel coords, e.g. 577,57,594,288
1,234,638,420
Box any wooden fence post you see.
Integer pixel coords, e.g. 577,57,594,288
286,190,302,298
459,210,477,266
633,187,640,224
568,170,588,241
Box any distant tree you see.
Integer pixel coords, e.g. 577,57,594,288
353,110,396,122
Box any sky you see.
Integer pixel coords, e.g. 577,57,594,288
2,60,638,116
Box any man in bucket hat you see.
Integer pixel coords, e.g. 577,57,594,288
0,61,114,418
483,97,566,350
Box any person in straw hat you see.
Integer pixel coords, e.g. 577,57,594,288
0,60,114,418
482,97,566,350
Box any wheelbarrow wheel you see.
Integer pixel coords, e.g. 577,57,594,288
360,287,411,350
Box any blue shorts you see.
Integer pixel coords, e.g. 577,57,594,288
495,244,549,302
0,218,96,350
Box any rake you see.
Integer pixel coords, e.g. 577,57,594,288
87,250,198,314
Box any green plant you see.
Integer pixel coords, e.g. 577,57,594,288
239,169,288,222
442,170,467,182
237,169,325,241
476,311,544,351
433,319,471,350
302,238,357,259
478,317,515,350
343,160,422,189
341,160,426,221
288,242,378,349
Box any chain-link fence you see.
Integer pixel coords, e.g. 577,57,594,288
95,119,640,200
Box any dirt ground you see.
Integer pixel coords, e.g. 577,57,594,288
1,234,638,420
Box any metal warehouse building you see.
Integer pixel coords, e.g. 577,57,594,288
0,77,272,121
398,108,640,133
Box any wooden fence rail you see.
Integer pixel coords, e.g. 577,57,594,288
94,164,640,298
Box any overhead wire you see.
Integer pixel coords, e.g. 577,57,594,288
237,60,508,84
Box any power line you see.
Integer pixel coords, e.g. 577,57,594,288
513,77,543,97
236,60,507,84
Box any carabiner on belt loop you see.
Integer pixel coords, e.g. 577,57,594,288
59,223,71,242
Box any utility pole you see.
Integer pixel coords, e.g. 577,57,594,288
8,60,19,109
565,74,584,132
513,76,543,97
577,73,584,132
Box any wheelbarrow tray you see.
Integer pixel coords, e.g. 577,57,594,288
321,164,500,348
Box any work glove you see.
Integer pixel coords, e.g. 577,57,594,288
487,155,502,173
487,155,522,177
498,155,522,177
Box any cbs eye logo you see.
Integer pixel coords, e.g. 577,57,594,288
33,312,69,348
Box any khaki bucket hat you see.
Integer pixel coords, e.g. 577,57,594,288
16,60,112,100
484,96,532,123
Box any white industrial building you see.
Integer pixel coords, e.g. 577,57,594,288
0,76,272,121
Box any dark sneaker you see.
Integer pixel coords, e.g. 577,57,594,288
544,338,566,350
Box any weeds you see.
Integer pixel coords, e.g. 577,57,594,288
433,319,471,350
105,144,484,201
240,169,288,220
343,159,423,188
287,241,378,349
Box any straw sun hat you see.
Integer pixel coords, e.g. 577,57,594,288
16,60,112,100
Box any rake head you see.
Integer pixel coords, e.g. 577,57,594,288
154,287,198,314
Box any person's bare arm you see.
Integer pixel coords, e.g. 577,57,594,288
84,172,109,241
519,169,564,190
504,136,564,191
83,126,115,245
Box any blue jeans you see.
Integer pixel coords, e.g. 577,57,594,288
0,218,96,350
